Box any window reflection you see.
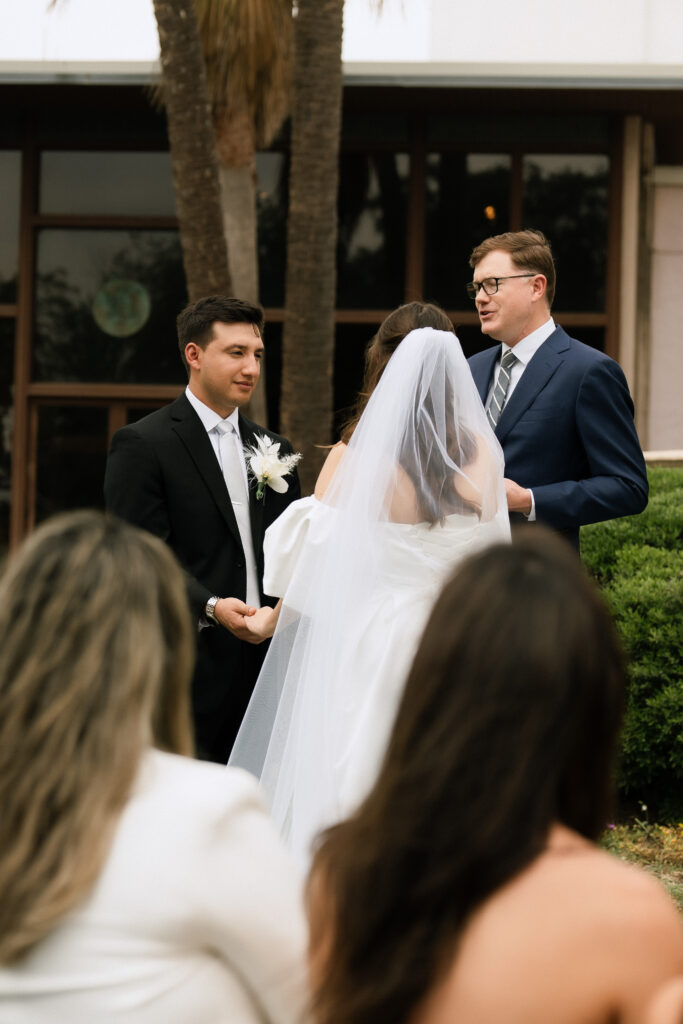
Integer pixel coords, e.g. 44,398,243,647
257,153,288,309
0,319,14,556
33,230,187,384
523,155,609,312
40,152,177,217
0,151,21,304
425,153,511,306
337,154,409,309
333,322,379,437
34,405,109,524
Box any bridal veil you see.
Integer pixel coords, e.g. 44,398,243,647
230,327,509,864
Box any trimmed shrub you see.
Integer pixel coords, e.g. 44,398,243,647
582,468,683,821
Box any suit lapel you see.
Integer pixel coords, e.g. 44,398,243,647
495,328,569,444
170,394,242,547
471,346,500,405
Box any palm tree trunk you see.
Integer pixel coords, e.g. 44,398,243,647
280,0,345,494
216,104,268,425
153,0,231,300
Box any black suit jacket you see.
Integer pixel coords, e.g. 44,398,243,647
103,393,301,761
468,327,648,549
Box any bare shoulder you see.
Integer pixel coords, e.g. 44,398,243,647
644,977,683,1024
314,442,347,499
419,836,683,1024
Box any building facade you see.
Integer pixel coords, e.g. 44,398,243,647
0,0,681,552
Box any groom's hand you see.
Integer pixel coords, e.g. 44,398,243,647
214,598,264,644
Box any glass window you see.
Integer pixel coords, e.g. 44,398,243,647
0,319,15,556
262,321,283,431
425,153,511,305
337,154,409,309
33,230,187,384
449,321,491,360
257,153,288,309
126,402,173,426
333,322,378,437
523,155,609,312
40,151,177,217
566,326,605,352
0,151,21,304
34,405,109,524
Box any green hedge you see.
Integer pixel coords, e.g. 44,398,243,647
581,468,683,822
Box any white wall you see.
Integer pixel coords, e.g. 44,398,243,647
429,0,683,64
3,0,681,69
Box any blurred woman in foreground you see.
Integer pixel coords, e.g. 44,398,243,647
0,511,306,1024
308,530,683,1024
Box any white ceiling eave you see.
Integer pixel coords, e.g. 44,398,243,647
0,59,681,90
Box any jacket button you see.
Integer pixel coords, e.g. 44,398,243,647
236,559,244,568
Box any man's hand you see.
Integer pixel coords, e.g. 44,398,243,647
214,597,263,644
505,478,533,516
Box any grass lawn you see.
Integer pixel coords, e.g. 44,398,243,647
602,822,683,912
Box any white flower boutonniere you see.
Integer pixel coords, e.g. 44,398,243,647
244,434,302,501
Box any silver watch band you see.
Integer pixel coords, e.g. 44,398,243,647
204,596,220,625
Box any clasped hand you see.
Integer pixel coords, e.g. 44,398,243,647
213,598,276,643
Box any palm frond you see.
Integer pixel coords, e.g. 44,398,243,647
194,0,292,148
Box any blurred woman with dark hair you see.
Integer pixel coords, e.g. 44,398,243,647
308,530,683,1024
0,511,306,1023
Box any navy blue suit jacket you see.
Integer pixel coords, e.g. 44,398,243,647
468,327,648,549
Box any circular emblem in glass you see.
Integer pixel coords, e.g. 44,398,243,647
92,279,151,338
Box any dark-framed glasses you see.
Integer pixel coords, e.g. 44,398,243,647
466,274,536,300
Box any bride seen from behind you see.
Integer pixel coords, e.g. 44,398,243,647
229,303,511,866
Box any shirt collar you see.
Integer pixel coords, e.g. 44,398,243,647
502,317,555,367
185,386,240,436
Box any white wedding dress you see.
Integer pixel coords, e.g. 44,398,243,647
230,328,510,866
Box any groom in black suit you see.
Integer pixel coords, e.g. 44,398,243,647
104,296,300,763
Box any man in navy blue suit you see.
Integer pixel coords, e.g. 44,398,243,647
467,230,648,549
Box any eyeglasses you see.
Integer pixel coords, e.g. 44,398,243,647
466,274,535,300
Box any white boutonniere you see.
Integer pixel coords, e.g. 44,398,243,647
244,434,302,501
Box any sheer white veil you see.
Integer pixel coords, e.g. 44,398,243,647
230,327,509,862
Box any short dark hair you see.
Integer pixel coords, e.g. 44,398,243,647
176,295,265,372
469,229,556,307
311,528,626,1024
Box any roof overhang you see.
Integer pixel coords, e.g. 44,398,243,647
1,58,681,91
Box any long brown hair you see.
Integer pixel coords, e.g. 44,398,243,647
0,511,194,963
340,302,454,444
310,529,626,1024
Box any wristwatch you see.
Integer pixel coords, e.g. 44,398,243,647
204,596,220,625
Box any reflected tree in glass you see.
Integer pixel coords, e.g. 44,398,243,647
33,231,188,384
523,155,609,313
34,405,109,523
336,154,409,309
256,152,289,308
425,153,511,306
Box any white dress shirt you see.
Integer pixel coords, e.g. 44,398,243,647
185,387,260,607
485,318,556,521
0,751,308,1024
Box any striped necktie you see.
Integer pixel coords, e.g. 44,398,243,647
486,349,518,429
